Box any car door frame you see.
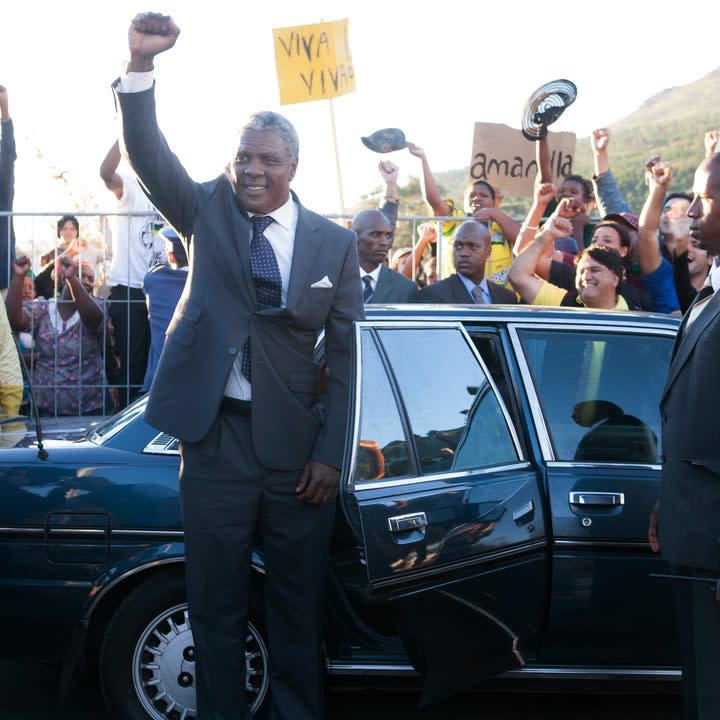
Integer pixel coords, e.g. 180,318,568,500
339,319,550,703
506,318,680,669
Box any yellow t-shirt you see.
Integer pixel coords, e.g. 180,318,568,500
0,300,23,417
439,201,513,289
531,280,629,310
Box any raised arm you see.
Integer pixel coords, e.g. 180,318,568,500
590,128,631,216
638,159,672,275
513,182,556,257
471,204,521,244
58,257,104,333
508,216,572,304
99,140,124,200
398,222,437,279
114,13,203,239
127,12,180,72
377,160,399,231
406,142,451,216
0,85,16,208
704,129,720,157
536,135,552,184
5,257,32,331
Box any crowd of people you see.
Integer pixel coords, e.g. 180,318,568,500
0,102,717,420
356,126,717,317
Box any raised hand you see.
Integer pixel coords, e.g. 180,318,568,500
417,222,437,243
534,182,556,207
591,128,610,154
554,197,582,220
405,142,426,160
705,130,720,157
58,255,78,281
649,159,674,188
12,256,31,277
378,159,399,184
543,215,573,240
128,12,181,70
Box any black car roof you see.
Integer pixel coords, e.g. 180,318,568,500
361,303,680,330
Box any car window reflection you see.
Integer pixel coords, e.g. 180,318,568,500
518,330,671,463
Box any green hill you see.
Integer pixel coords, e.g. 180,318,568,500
355,67,720,246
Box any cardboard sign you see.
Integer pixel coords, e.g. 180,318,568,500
469,122,576,197
273,19,355,105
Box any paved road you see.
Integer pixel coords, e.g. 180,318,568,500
0,659,682,719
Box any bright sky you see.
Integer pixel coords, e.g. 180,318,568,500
3,0,720,234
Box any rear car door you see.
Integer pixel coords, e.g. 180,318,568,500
340,321,548,703
508,320,678,668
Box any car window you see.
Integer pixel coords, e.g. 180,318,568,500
354,331,411,482
376,327,519,474
517,329,672,463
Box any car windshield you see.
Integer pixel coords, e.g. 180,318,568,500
88,397,149,445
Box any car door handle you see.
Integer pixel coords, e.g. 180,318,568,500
388,512,427,533
569,491,625,507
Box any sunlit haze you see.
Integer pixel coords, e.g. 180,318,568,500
3,0,719,239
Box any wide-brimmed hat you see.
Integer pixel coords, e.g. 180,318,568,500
361,128,407,153
521,79,577,141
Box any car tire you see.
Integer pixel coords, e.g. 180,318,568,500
99,571,270,719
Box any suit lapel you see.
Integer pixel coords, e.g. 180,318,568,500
450,274,472,303
286,201,322,308
373,266,391,303
218,179,257,308
662,290,720,403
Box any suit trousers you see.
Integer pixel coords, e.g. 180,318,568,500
671,566,720,720
179,407,336,720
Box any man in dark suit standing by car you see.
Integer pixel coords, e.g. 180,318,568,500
413,220,517,304
113,13,364,720
649,152,720,719
353,209,417,303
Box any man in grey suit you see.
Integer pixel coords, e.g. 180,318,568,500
648,153,720,719
414,220,517,304
353,209,417,303
114,13,364,720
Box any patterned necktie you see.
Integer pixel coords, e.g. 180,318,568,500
362,275,374,303
241,215,281,381
471,285,486,304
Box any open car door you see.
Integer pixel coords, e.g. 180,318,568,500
340,321,549,705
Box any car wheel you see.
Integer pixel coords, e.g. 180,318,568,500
100,572,270,719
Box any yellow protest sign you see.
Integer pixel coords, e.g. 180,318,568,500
273,19,355,105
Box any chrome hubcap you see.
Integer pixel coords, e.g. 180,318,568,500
132,603,269,719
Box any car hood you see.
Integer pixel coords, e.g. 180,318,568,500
0,416,109,450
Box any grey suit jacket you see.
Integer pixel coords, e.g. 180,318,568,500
115,83,364,471
412,273,518,305
368,265,417,303
659,289,720,571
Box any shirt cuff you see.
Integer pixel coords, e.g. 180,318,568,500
117,71,154,93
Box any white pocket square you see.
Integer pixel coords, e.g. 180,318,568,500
310,276,333,289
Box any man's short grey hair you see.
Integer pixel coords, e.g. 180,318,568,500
241,111,299,161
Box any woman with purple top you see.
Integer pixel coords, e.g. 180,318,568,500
6,254,108,416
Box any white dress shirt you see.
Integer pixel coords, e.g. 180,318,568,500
360,264,382,295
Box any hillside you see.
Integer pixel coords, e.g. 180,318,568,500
355,67,720,244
